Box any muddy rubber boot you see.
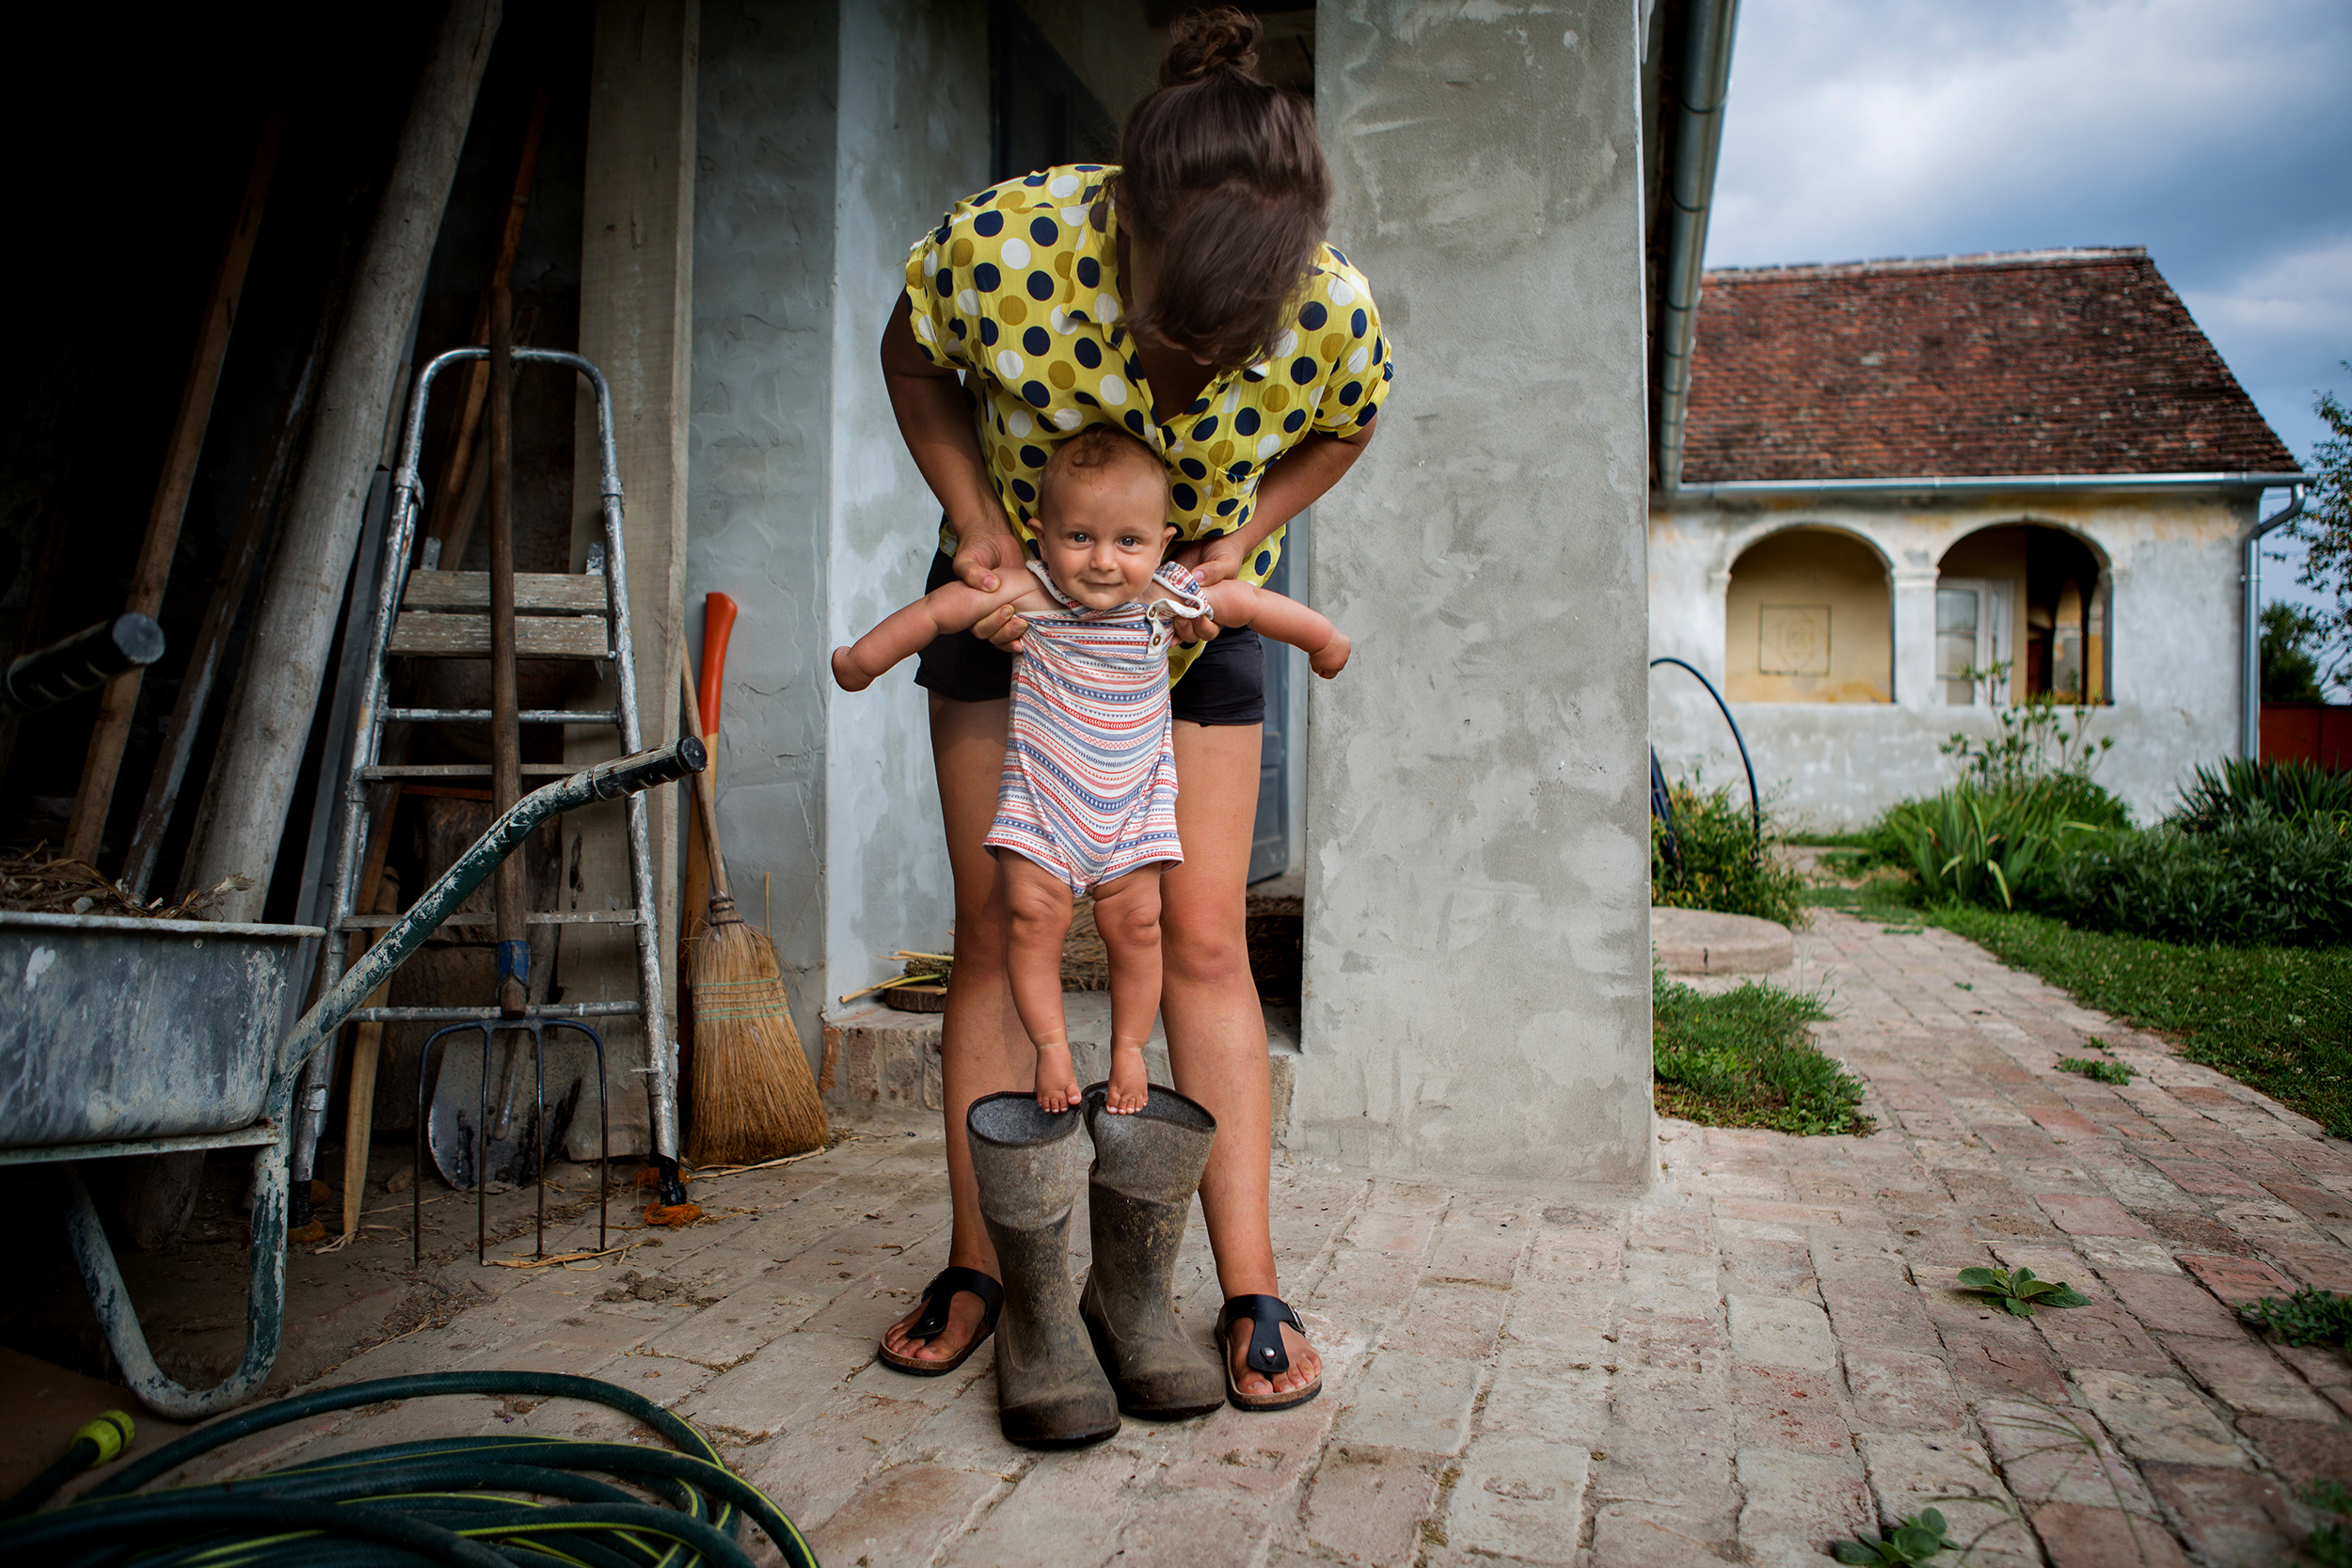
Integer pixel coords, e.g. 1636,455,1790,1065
1079,1082,1225,1418
966,1092,1120,1449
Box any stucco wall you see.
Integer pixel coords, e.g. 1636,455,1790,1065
1724,527,1893,704
688,1,984,1059
1650,492,2255,828
1296,1,1654,1187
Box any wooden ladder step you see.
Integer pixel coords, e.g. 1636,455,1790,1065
338,909,642,929
404,569,609,613
388,613,611,658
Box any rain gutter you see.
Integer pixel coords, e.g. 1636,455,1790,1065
2243,483,2309,759
1663,470,2311,503
1653,0,1742,495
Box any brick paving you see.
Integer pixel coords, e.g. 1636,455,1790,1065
171,906,2352,1565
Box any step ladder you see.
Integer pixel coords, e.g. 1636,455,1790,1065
310,346,685,1227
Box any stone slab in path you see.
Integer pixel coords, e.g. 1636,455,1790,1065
1653,903,1796,974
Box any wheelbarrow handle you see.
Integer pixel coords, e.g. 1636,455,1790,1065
0,613,165,721
278,736,706,1084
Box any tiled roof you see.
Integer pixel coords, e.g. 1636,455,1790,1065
1680,247,2296,483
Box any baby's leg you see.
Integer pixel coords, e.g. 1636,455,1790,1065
1089,864,1166,1114
999,850,1082,1112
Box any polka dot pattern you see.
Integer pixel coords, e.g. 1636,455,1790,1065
904,162,1395,676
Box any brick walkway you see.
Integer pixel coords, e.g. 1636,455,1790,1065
177,907,2352,1565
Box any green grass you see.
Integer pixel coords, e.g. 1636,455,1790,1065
1807,877,2352,1138
1653,973,1873,1136
2056,1055,2136,1085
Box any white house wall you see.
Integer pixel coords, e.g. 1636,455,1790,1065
687,1,983,1062
1648,493,2255,829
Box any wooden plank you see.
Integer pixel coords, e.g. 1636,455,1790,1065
404,569,609,612
340,909,640,928
387,613,609,658
178,0,502,925
65,102,285,863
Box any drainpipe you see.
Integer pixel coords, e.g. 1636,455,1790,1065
1654,0,1742,495
2243,483,2308,759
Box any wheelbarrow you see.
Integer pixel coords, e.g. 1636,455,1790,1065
0,736,704,1418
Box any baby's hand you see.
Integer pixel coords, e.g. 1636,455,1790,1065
1310,631,1351,680
1033,1043,1082,1114
830,647,870,692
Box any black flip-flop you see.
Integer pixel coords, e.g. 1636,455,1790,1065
878,1265,1003,1376
1217,1294,1322,1412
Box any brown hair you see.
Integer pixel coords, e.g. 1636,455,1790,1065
1040,426,1172,517
1117,7,1329,371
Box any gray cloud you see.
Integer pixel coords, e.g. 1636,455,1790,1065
1705,0,2352,463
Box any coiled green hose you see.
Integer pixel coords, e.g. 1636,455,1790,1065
0,1370,817,1568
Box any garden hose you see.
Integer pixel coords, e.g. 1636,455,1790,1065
0,1410,135,1520
0,1370,817,1568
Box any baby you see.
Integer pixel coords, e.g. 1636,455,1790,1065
833,427,1349,1115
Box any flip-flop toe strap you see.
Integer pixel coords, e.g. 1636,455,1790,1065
911,1266,1003,1342
1222,1294,1301,1378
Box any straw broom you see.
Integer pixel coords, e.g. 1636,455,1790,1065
679,658,828,1164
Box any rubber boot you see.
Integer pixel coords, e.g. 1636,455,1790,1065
1079,1082,1225,1418
965,1092,1120,1449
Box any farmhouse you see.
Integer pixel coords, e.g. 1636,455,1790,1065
1648,246,2306,825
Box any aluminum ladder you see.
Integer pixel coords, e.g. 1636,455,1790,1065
301,347,688,1225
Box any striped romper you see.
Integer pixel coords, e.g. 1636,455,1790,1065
984,561,1213,895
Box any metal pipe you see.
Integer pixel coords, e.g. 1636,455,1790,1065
1665,469,2311,502
1654,0,1743,493
2243,483,2309,759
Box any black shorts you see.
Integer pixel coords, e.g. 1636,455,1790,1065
911,548,1265,726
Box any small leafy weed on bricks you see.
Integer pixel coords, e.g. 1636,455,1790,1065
1958,1266,2092,1318
2241,1288,2352,1347
1834,1508,1957,1564
2056,1054,2135,1085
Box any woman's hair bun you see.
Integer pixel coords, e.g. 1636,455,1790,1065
1159,6,1261,86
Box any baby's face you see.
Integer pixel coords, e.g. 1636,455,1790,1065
1034,465,1176,610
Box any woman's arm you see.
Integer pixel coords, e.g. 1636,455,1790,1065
1174,420,1377,589
833,578,1043,691
1201,581,1350,679
881,297,1022,594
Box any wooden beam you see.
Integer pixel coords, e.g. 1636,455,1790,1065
560,0,697,1154
179,0,503,922
64,101,284,863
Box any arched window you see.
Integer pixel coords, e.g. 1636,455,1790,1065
1937,524,2109,705
1723,528,1892,703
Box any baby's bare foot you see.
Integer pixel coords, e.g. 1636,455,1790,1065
1034,1043,1082,1113
1104,1041,1149,1114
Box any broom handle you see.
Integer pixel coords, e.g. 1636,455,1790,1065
679,657,733,907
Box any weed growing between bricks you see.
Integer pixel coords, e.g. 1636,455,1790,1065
1652,972,1873,1135
2241,1286,2352,1348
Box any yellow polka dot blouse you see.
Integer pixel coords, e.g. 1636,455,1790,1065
902,163,1394,676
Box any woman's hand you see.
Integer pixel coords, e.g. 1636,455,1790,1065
951,523,1020,595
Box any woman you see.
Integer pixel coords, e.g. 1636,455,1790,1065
873,7,1392,1409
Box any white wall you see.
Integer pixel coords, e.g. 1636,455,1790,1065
1649,492,2258,828
688,1,986,1059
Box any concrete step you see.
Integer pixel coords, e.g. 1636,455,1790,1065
1650,904,1795,974
821,992,1303,1142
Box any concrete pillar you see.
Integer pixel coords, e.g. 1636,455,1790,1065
1295,2,1653,1187
1892,566,1940,709
564,0,696,1148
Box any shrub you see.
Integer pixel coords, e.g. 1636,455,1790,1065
1942,659,2112,794
1879,784,2106,911
1651,775,1804,927
2171,755,2352,834
2034,810,2352,948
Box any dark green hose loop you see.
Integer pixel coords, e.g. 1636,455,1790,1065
1,1371,816,1568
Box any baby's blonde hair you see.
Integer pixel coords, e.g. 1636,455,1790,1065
1039,425,1170,518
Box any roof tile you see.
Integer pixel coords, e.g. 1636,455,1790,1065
1681,248,2296,483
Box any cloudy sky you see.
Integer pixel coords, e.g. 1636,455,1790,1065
1705,0,2349,632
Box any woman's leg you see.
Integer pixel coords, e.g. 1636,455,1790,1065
1161,720,1322,1400
880,694,1034,1365
1089,863,1166,1113
998,852,1081,1112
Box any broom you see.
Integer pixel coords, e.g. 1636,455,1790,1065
679,656,829,1164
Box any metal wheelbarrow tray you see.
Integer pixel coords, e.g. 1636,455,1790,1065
0,739,703,1418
